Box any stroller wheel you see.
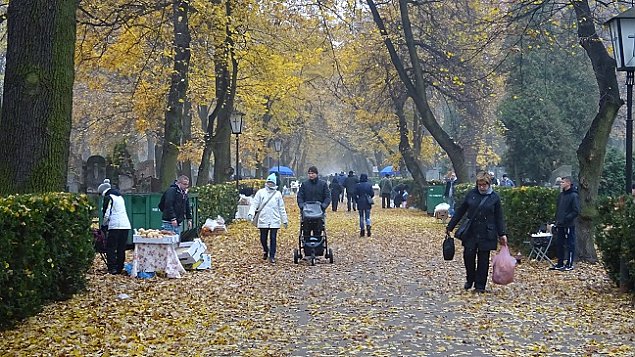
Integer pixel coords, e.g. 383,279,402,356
328,248,334,264
293,249,299,264
311,257,316,266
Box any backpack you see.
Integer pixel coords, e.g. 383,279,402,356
158,190,168,211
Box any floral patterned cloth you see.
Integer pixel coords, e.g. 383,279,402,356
131,243,186,278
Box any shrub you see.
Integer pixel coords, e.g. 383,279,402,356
595,195,635,292
0,193,93,330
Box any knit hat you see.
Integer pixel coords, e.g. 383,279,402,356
98,179,111,196
266,173,277,184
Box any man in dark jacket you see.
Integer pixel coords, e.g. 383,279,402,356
379,174,393,209
160,175,193,234
344,171,359,211
297,166,331,237
551,176,580,271
337,172,346,202
444,171,457,215
329,179,342,212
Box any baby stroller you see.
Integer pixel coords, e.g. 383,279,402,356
293,202,334,265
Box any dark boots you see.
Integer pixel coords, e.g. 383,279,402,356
366,226,371,237
360,229,364,237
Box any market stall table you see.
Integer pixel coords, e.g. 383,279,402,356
131,235,186,278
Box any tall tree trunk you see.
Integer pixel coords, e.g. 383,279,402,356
196,104,213,186
0,0,77,194
393,92,426,187
572,1,622,264
160,0,191,189
182,99,192,180
211,0,238,184
366,0,469,183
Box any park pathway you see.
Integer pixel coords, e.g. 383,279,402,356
1,197,633,356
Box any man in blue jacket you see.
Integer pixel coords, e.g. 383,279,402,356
550,176,580,271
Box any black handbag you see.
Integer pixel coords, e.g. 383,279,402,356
442,233,455,260
454,218,471,240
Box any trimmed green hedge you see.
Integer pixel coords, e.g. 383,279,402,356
454,184,559,250
191,179,266,225
595,196,635,292
0,193,94,330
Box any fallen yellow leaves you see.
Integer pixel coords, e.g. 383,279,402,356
0,197,633,356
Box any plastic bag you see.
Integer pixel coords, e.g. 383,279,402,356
203,218,219,231
492,244,517,285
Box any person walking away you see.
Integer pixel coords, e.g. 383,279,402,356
392,183,404,208
344,171,359,211
99,179,131,275
248,174,288,263
444,171,457,216
159,175,193,235
446,171,508,293
337,172,346,202
354,174,375,237
550,176,580,271
500,174,515,187
297,166,331,238
329,179,343,212
379,174,393,209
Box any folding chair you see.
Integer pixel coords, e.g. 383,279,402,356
528,232,554,265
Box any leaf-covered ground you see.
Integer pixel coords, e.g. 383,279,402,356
1,197,634,356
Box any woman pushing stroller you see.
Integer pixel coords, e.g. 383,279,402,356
248,173,289,263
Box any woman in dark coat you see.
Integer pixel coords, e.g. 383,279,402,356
446,171,508,293
354,173,374,237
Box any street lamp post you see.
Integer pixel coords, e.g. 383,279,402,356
230,111,244,191
605,8,635,291
274,138,282,189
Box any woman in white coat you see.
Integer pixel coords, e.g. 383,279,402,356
98,179,132,275
248,174,289,263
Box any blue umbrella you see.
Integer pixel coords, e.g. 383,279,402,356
269,165,295,176
380,165,399,175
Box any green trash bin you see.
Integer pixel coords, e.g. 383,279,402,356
98,193,199,244
426,185,446,215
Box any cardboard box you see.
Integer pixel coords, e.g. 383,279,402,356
176,238,207,265
192,254,212,270
133,235,179,244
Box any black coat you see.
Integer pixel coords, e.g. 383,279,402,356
555,187,580,227
447,188,506,251
444,179,455,198
354,181,374,210
297,178,331,210
160,184,192,224
344,175,359,192
329,181,343,196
